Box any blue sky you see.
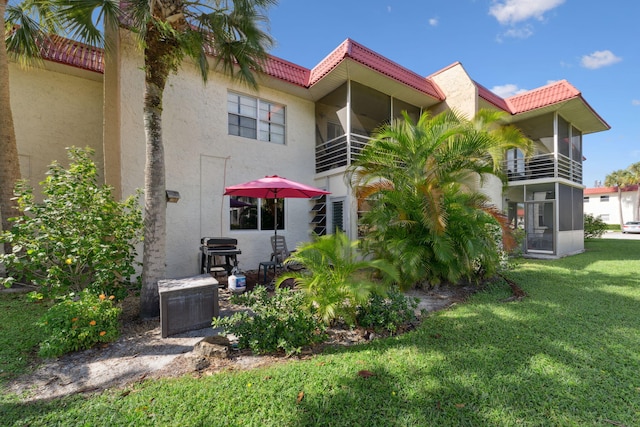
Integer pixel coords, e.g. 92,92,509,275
266,0,639,188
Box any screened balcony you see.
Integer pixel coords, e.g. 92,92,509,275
503,152,583,184
315,81,420,174
503,113,584,185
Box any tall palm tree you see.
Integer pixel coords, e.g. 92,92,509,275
124,0,276,317
5,0,276,316
627,162,640,222
348,109,531,288
604,169,631,230
1,0,24,256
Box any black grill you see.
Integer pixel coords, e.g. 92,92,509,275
200,237,241,276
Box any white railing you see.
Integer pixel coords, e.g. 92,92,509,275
315,133,371,173
503,153,582,184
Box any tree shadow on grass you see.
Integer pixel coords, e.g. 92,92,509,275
291,265,640,426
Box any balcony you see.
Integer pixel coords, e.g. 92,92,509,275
503,153,582,184
315,132,371,173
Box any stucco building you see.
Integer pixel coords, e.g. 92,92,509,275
584,185,639,225
8,31,610,278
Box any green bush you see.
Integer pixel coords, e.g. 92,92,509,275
38,290,121,358
275,231,399,326
211,286,326,356
0,147,143,300
584,213,607,239
356,287,420,334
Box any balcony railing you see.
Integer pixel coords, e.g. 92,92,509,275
315,133,371,173
503,153,582,184
316,136,583,185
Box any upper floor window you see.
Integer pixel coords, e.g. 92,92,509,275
600,196,609,202
583,197,589,203
228,92,285,144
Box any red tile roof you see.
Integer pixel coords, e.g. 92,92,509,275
31,33,602,124
308,39,444,100
585,185,638,195
506,80,579,114
475,81,510,111
39,34,104,73
261,55,309,87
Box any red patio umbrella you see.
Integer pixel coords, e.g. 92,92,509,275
224,175,330,235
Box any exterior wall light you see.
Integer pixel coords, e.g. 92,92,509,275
166,190,181,203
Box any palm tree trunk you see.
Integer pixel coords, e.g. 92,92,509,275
0,0,23,257
618,188,624,230
139,25,173,318
636,186,640,222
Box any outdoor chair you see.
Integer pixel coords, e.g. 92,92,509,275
270,235,303,271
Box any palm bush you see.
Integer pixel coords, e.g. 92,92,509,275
349,110,530,288
275,231,399,326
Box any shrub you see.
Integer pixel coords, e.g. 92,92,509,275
584,213,607,239
211,286,326,356
0,147,143,300
356,287,420,334
38,290,121,358
275,231,399,326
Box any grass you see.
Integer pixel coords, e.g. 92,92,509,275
2,238,640,426
0,292,49,381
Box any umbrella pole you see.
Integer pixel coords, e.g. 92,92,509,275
273,198,278,236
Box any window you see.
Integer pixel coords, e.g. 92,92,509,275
583,197,589,203
228,92,285,144
327,122,344,141
600,196,609,202
229,196,284,231
332,200,344,233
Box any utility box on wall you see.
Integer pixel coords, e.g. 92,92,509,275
158,274,219,338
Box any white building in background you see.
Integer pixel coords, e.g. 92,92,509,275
583,186,638,225
9,30,610,279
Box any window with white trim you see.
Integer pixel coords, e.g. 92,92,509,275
227,92,285,144
600,195,609,202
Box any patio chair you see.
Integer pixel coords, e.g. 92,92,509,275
270,235,303,271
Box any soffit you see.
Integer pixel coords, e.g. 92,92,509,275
500,98,609,135
306,59,442,109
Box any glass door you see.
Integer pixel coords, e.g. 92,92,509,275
525,200,555,254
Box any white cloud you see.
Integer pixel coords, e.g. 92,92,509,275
580,50,622,69
489,0,565,25
387,6,391,13
502,25,533,39
428,17,438,27
547,79,559,85
490,84,528,98
632,100,640,106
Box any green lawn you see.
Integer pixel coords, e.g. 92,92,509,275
2,238,640,426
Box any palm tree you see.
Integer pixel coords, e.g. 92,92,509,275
604,169,631,230
5,0,276,316
123,0,276,317
1,0,24,256
348,109,531,288
627,162,640,222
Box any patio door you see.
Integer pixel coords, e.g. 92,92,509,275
524,200,555,254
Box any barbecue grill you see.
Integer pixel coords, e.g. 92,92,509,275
200,237,241,276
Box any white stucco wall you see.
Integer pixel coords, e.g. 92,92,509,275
111,35,316,278
583,190,638,224
9,62,104,194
